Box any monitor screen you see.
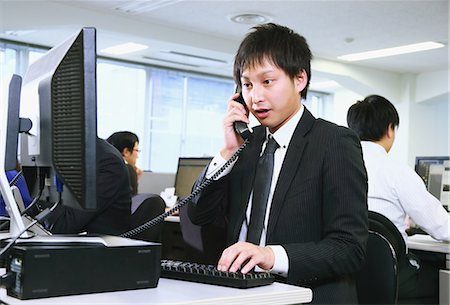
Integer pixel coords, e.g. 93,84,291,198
174,157,212,198
19,27,98,210
414,156,450,194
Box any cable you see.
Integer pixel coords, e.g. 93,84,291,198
20,187,43,216
0,187,44,232
8,170,23,188
120,139,249,239
0,200,60,260
0,271,14,290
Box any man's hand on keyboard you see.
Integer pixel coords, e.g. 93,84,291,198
217,241,274,274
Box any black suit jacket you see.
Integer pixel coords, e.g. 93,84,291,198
47,138,132,235
189,108,368,304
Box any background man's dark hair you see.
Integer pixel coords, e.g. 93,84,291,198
233,23,312,100
347,94,400,141
106,131,139,154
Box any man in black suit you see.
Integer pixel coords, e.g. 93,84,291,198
188,23,368,304
45,138,132,235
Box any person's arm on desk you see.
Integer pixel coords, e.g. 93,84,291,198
393,164,450,242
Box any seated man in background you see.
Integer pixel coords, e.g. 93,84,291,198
347,94,450,303
106,131,142,196
44,138,132,235
107,131,166,242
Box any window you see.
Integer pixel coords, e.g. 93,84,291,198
140,69,234,172
96,60,147,155
0,45,17,96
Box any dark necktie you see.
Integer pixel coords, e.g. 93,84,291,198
247,135,279,245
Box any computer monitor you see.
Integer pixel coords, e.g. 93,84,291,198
0,75,33,235
174,157,212,198
415,156,450,188
19,27,98,211
4,74,32,172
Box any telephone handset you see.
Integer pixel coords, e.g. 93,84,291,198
233,93,252,140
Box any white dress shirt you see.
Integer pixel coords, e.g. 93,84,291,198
206,105,305,276
361,141,450,246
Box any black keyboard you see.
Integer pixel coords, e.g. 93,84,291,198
160,259,275,288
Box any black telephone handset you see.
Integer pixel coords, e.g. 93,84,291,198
233,93,252,140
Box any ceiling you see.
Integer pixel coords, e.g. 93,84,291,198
0,0,448,78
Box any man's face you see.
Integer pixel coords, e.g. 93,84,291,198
240,59,307,133
123,141,139,166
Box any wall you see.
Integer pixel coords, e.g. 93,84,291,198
138,171,175,195
313,59,449,168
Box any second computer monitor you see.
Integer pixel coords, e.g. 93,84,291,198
174,157,212,199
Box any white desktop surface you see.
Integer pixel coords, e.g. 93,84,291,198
0,277,312,305
407,234,450,254
165,215,180,223
407,234,450,305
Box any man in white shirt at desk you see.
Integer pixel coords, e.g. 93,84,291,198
347,94,450,303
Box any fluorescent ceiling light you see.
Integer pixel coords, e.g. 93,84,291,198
101,43,148,55
338,41,445,62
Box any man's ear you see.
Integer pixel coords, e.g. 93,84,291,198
386,124,395,139
121,148,130,157
295,70,308,93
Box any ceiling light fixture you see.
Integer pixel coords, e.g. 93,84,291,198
338,41,445,61
101,42,148,55
114,0,183,14
229,13,271,25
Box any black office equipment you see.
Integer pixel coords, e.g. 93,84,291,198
160,259,275,288
5,236,161,299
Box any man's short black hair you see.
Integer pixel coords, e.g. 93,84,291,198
233,23,312,100
106,131,139,154
347,94,400,141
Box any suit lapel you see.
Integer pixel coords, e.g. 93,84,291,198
266,108,316,240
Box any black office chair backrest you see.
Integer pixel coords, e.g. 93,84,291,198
130,193,166,242
368,210,406,262
356,230,399,304
179,205,227,265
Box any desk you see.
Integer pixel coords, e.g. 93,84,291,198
407,234,450,305
0,278,313,305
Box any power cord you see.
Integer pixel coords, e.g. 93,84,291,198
7,170,23,188
120,139,249,239
0,200,60,260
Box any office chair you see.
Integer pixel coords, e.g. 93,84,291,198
368,211,406,263
130,193,166,242
356,230,399,304
178,205,227,265
356,211,408,304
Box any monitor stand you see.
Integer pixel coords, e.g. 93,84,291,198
0,180,51,240
0,170,34,239
0,98,42,239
